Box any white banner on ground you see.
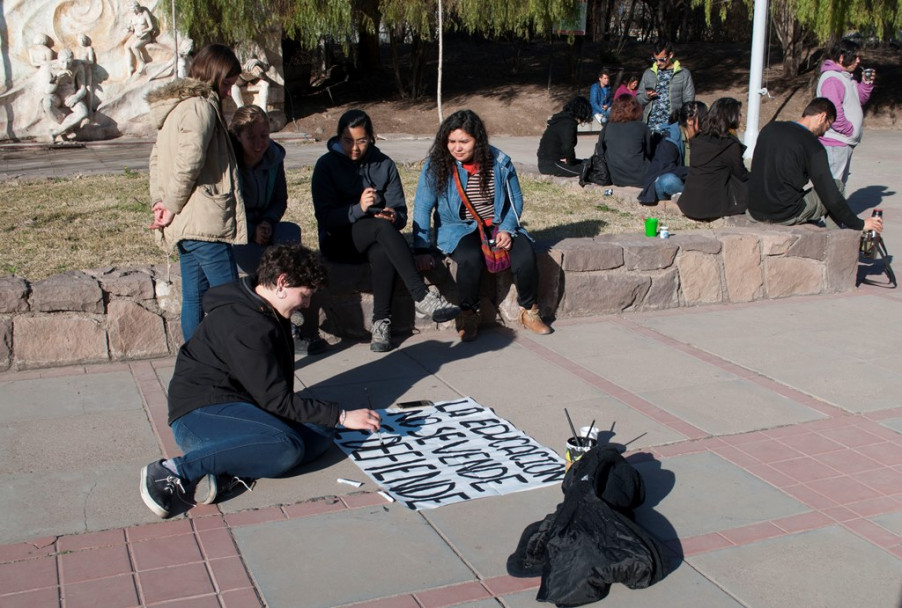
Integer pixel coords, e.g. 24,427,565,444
334,398,565,510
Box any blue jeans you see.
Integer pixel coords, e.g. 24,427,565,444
178,240,238,341
232,221,302,275
654,173,685,201
170,402,335,482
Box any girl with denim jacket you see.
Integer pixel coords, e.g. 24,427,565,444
412,110,551,342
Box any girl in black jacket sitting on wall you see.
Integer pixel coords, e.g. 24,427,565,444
677,97,750,220
537,96,592,177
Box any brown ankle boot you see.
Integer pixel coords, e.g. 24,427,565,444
519,304,552,335
456,309,479,342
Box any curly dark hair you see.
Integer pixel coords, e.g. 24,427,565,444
700,97,742,138
427,109,493,197
609,94,643,123
256,244,327,290
564,96,592,124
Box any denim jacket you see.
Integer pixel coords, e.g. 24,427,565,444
412,146,530,254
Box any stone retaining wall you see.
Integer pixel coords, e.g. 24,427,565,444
0,223,860,370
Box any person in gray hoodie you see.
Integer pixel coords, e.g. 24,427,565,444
816,38,875,189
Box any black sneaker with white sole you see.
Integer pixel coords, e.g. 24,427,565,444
140,460,190,518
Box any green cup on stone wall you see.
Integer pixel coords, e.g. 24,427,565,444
644,217,658,237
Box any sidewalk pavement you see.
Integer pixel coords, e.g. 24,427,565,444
1,133,901,607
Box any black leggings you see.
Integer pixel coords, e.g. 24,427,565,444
449,230,538,311
321,218,428,320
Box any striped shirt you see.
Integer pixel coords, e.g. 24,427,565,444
460,167,495,222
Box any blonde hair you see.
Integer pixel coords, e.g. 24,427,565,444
229,105,268,138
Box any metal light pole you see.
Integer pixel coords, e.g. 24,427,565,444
743,0,769,159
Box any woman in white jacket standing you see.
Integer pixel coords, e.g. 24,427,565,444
147,44,246,342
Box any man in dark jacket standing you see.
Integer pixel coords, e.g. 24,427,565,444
139,244,382,518
748,97,882,234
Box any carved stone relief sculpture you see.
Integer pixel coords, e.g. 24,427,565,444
124,1,156,77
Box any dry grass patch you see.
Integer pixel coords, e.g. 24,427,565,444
0,165,703,280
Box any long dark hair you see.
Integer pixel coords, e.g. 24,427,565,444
677,100,707,128
700,97,741,138
336,108,375,142
427,109,493,197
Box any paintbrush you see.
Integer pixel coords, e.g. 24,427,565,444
564,407,580,446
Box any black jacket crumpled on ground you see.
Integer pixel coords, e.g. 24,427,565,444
506,445,668,607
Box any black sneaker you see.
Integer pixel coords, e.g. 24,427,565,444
140,460,189,518
370,318,392,352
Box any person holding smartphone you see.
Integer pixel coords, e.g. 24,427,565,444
637,38,695,133
312,109,460,352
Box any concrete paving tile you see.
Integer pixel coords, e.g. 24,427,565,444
213,449,375,514
0,539,57,563
0,587,61,608
638,378,825,436
208,556,254,592
857,441,902,466
196,528,239,560
690,526,902,608
435,361,606,413
138,562,215,605
842,517,902,547
814,449,883,474
126,519,193,542
496,394,686,458
57,528,125,552
872,512,902,536
131,533,203,571
303,375,461,412
633,452,808,540
735,438,804,463
296,338,452,389
219,588,264,608
500,560,744,607
0,371,143,422
880,417,902,435
387,329,521,374
761,358,902,414
60,543,133,583
769,456,841,482
0,410,159,474
420,485,562,578
530,319,647,359
575,346,738,393
848,496,902,518
413,581,491,607
338,595,420,608
0,461,160,545
777,431,846,455
62,573,138,608
233,507,474,608
0,554,57,594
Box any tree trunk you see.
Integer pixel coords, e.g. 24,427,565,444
388,27,408,99
356,0,381,71
770,0,805,77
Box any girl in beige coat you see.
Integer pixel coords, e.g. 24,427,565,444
147,44,246,341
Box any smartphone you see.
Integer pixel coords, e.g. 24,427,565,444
395,400,434,409
365,206,384,215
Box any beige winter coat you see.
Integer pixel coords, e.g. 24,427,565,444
147,78,247,251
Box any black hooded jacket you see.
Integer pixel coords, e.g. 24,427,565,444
311,138,408,246
167,277,339,426
537,111,580,169
677,133,749,220
507,446,667,606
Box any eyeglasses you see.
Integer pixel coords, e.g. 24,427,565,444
652,55,670,63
